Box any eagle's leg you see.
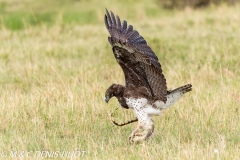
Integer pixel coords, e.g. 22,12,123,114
129,119,154,144
128,126,140,142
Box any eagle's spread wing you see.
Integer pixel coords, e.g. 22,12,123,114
105,9,167,102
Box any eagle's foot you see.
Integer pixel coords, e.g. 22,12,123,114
128,128,140,143
129,120,154,144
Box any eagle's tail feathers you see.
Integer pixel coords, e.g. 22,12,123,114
157,84,192,110
168,84,192,95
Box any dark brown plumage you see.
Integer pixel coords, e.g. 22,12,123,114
104,9,192,144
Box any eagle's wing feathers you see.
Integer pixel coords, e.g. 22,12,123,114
105,9,167,102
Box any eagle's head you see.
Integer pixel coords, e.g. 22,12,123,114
105,84,125,103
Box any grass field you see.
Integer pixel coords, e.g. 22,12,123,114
0,0,240,159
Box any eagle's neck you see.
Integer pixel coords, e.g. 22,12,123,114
114,86,129,109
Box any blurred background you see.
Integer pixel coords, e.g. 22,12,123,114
0,0,239,30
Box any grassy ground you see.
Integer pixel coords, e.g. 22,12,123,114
0,0,240,159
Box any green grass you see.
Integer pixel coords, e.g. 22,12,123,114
0,0,240,159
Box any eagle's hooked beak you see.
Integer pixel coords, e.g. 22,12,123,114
105,96,109,103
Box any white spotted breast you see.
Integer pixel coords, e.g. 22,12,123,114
125,98,148,109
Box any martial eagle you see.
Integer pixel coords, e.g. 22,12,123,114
104,9,192,144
